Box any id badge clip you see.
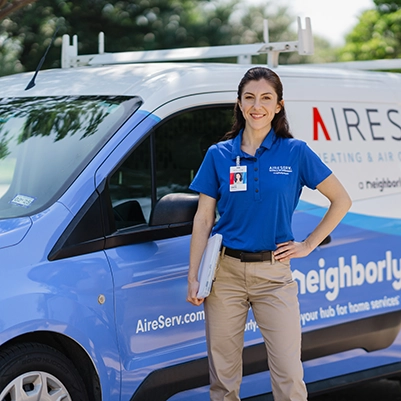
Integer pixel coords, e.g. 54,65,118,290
230,156,247,192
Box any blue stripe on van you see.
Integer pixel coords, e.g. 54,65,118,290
296,200,401,237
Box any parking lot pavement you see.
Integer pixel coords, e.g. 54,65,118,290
246,378,401,401
309,378,401,400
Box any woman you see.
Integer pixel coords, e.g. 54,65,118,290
187,67,351,401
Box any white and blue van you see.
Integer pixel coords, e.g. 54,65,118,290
1,18,401,401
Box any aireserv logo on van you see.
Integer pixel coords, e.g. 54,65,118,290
312,107,401,141
302,106,401,198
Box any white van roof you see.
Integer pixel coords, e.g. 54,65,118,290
1,62,400,103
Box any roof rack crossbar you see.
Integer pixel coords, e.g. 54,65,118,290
303,59,401,70
61,17,313,69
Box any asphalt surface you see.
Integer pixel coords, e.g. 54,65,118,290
309,378,401,400
246,378,401,400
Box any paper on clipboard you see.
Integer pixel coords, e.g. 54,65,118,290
197,233,223,299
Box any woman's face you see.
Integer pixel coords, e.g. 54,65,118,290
238,79,283,134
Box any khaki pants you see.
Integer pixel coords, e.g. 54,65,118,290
204,253,307,401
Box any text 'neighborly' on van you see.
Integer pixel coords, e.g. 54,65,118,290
1,17,401,401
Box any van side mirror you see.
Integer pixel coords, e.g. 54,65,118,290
103,192,199,250
149,193,199,226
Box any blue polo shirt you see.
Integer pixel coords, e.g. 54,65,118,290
189,129,332,252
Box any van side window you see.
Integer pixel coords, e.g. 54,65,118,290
109,136,152,229
154,107,232,199
109,106,233,231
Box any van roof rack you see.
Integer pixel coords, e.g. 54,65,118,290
303,59,401,71
61,17,313,69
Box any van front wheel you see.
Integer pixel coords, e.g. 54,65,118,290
0,342,88,401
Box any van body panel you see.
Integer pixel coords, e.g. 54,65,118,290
0,217,32,248
0,62,400,400
0,209,120,401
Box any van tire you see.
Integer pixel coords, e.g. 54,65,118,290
0,342,88,401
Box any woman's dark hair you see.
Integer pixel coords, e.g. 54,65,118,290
222,67,293,140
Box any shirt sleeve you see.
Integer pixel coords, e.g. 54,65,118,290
189,145,220,199
299,142,332,189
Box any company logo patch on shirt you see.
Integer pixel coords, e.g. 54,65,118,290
269,166,293,175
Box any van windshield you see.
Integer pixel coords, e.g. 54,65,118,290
0,96,141,219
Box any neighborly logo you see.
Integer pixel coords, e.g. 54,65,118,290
269,166,292,175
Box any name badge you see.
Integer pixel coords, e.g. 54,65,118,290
230,165,247,192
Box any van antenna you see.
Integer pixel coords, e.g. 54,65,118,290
25,26,59,90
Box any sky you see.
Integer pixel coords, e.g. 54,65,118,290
287,0,375,45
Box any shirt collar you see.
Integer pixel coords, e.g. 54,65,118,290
231,128,277,160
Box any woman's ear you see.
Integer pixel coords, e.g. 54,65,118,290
276,100,284,114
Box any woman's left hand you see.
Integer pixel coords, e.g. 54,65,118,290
273,241,311,262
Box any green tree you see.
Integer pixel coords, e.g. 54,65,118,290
339,0,401,61
374,0,401,12
0,0,38,75
0,0,333,76
0,0,248,73
0,0,36,19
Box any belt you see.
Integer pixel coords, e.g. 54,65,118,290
224,247,274,263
